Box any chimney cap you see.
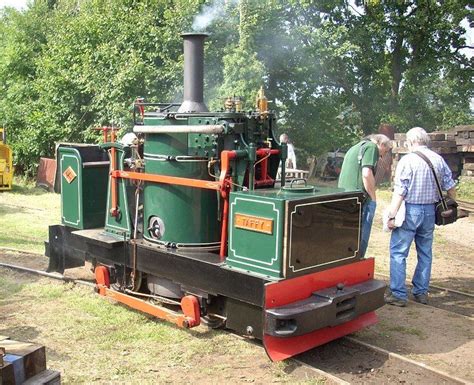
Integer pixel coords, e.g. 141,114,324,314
181,32,209,38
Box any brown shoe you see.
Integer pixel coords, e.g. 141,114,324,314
385,294,407,307
413,293,428,305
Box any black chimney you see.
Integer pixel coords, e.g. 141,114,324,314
178,32,209,113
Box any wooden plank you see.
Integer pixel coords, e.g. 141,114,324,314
429,140,457,148
392,147,409,154
23,370,61,385
455,125,474,131
462,163,474,171
457,145,474,152
455,138,474,145
0,361,16,385
430,147,457,154
0,340,46,380
461,155,474,163
456,130,474,139
392,141,405,148
1,341,41,357
461,170,474,176
429,132,447,141
4,354,26,384
394,133,406,140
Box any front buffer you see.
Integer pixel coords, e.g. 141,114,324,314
263,258,385,361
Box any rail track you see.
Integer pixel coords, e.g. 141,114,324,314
295,336,469,384
4,246,471,318
376,272,474,318
1,261,471,384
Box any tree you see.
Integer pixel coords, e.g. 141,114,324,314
0,0,472,174
0,0,202,174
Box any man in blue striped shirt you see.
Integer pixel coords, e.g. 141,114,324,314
385,127,456,306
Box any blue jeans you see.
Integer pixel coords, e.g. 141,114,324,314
360,200,376,258
389,203,435,300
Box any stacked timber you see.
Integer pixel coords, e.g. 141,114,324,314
0,336,60,385
391,132,460,180
455,125,474,183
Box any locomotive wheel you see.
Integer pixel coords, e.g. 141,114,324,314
201,315,225,329
111,265,143,292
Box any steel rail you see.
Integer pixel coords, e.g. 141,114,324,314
345,336,469,384
1,261,471,383
237,330,470,385
230,332,349,385
0,262,95,288
376,272,474,298
0,260,348,385
288,358,349,385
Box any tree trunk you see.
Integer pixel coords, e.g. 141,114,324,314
390,33,404,114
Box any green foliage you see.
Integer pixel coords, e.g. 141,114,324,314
0,0,472,173
0,0,201,174
457,179,474,202
213,1,266,110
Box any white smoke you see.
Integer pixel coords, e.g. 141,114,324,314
192,0,238,31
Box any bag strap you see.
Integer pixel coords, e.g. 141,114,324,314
414,151,448,210
357,140,371,199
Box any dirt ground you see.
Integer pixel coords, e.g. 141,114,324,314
0,189,473,383
369,195,474,293
358,193,474,382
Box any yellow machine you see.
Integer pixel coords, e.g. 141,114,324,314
0,127,13,191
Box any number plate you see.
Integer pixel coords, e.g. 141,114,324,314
234,213,273,235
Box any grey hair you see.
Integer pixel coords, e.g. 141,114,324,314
406,127,430,146
279,133,289,143
367,134,392,148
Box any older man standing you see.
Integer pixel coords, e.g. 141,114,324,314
338,134,392,258
386,127,456,307
279,133,297,169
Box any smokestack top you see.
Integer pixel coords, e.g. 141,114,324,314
181,32,209,37
178,32,209,113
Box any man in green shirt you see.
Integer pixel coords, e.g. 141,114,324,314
338,134,392,257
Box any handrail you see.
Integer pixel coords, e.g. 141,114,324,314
133,125,224,134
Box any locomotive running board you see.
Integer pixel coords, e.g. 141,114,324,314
262,258,384,361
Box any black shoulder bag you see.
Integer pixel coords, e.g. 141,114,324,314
414,151,458,226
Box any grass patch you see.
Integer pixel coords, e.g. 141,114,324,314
0,274,23,300
1,277,318,383
0,177,60,253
